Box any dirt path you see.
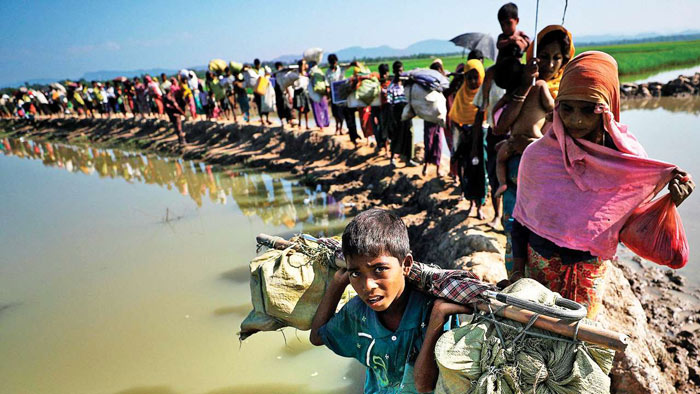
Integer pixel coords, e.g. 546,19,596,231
1,117,698,393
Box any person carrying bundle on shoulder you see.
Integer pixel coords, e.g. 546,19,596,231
310,208,471,393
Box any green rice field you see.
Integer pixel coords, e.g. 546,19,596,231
577,39,700,76
350,39,700,78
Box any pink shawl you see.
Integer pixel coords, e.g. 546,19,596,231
513,107,676,258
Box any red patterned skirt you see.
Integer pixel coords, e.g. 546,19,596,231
525,245,608,319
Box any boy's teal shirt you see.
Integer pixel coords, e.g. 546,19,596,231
318,288,434,394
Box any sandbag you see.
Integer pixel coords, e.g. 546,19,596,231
208,59,227,73
229,61,243,74
303,47,324,65
355,78,380,105
620,193,689,268
309,67,328,95
401,83,447,127
243,68,260,90
239,235,355,340
434,279,615,394
405,68,450,92
275,69,300,90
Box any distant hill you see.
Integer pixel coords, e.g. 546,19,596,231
81,68,180,81
576,30,700,46
270,39,461,64
5,31,700,89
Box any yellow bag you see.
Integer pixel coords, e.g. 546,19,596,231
254,76,269,96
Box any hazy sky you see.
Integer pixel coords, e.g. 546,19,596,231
1,0,698,86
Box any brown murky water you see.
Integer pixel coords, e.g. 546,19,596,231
0,95,698,393
0,139,362,394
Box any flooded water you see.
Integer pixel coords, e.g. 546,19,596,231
628,63,700,84
618,97,700,288
1,97,699,393
0,138,363,394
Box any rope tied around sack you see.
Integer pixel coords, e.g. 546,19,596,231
463,299,596,393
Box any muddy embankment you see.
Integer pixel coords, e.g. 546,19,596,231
1,117,698,393
622,72,700,98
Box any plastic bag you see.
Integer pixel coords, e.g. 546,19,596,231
620,194,689,268
261,82,276,113
275,69,300,90
303,47,323,65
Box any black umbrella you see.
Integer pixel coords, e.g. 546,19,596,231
449,32,496,61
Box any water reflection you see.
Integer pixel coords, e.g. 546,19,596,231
621,96,700,114
0,136,346,235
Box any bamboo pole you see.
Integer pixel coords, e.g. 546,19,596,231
255,233,629,352
476,300,628,352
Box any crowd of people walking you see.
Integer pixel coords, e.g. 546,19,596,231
2,2,695,326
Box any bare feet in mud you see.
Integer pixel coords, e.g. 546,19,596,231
487,216,501,229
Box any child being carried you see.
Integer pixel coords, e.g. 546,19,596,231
493,26,575,197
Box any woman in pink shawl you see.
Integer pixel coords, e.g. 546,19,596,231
509,52,694,318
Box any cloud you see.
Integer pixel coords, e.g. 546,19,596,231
67,41,121,55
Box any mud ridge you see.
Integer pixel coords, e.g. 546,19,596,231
1,117,698,393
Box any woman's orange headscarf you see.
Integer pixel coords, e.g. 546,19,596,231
448,60,484,126
513,50,676,261
527,25,575,98
556,51,620,121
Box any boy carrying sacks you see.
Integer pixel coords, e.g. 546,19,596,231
492,25,575,198
310,209,471,393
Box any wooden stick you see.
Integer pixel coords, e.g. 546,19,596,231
476,300,628,352
256,234,293,250
255,234,628,352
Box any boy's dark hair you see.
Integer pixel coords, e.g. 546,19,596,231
342,208,410,262
254,58,261,67
468,49,484,61
274,61,283,69
328,53,338,64
498,2,518,21
538,30,572,65
392,60,403,75
494,56,524,91
378,63,389,76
